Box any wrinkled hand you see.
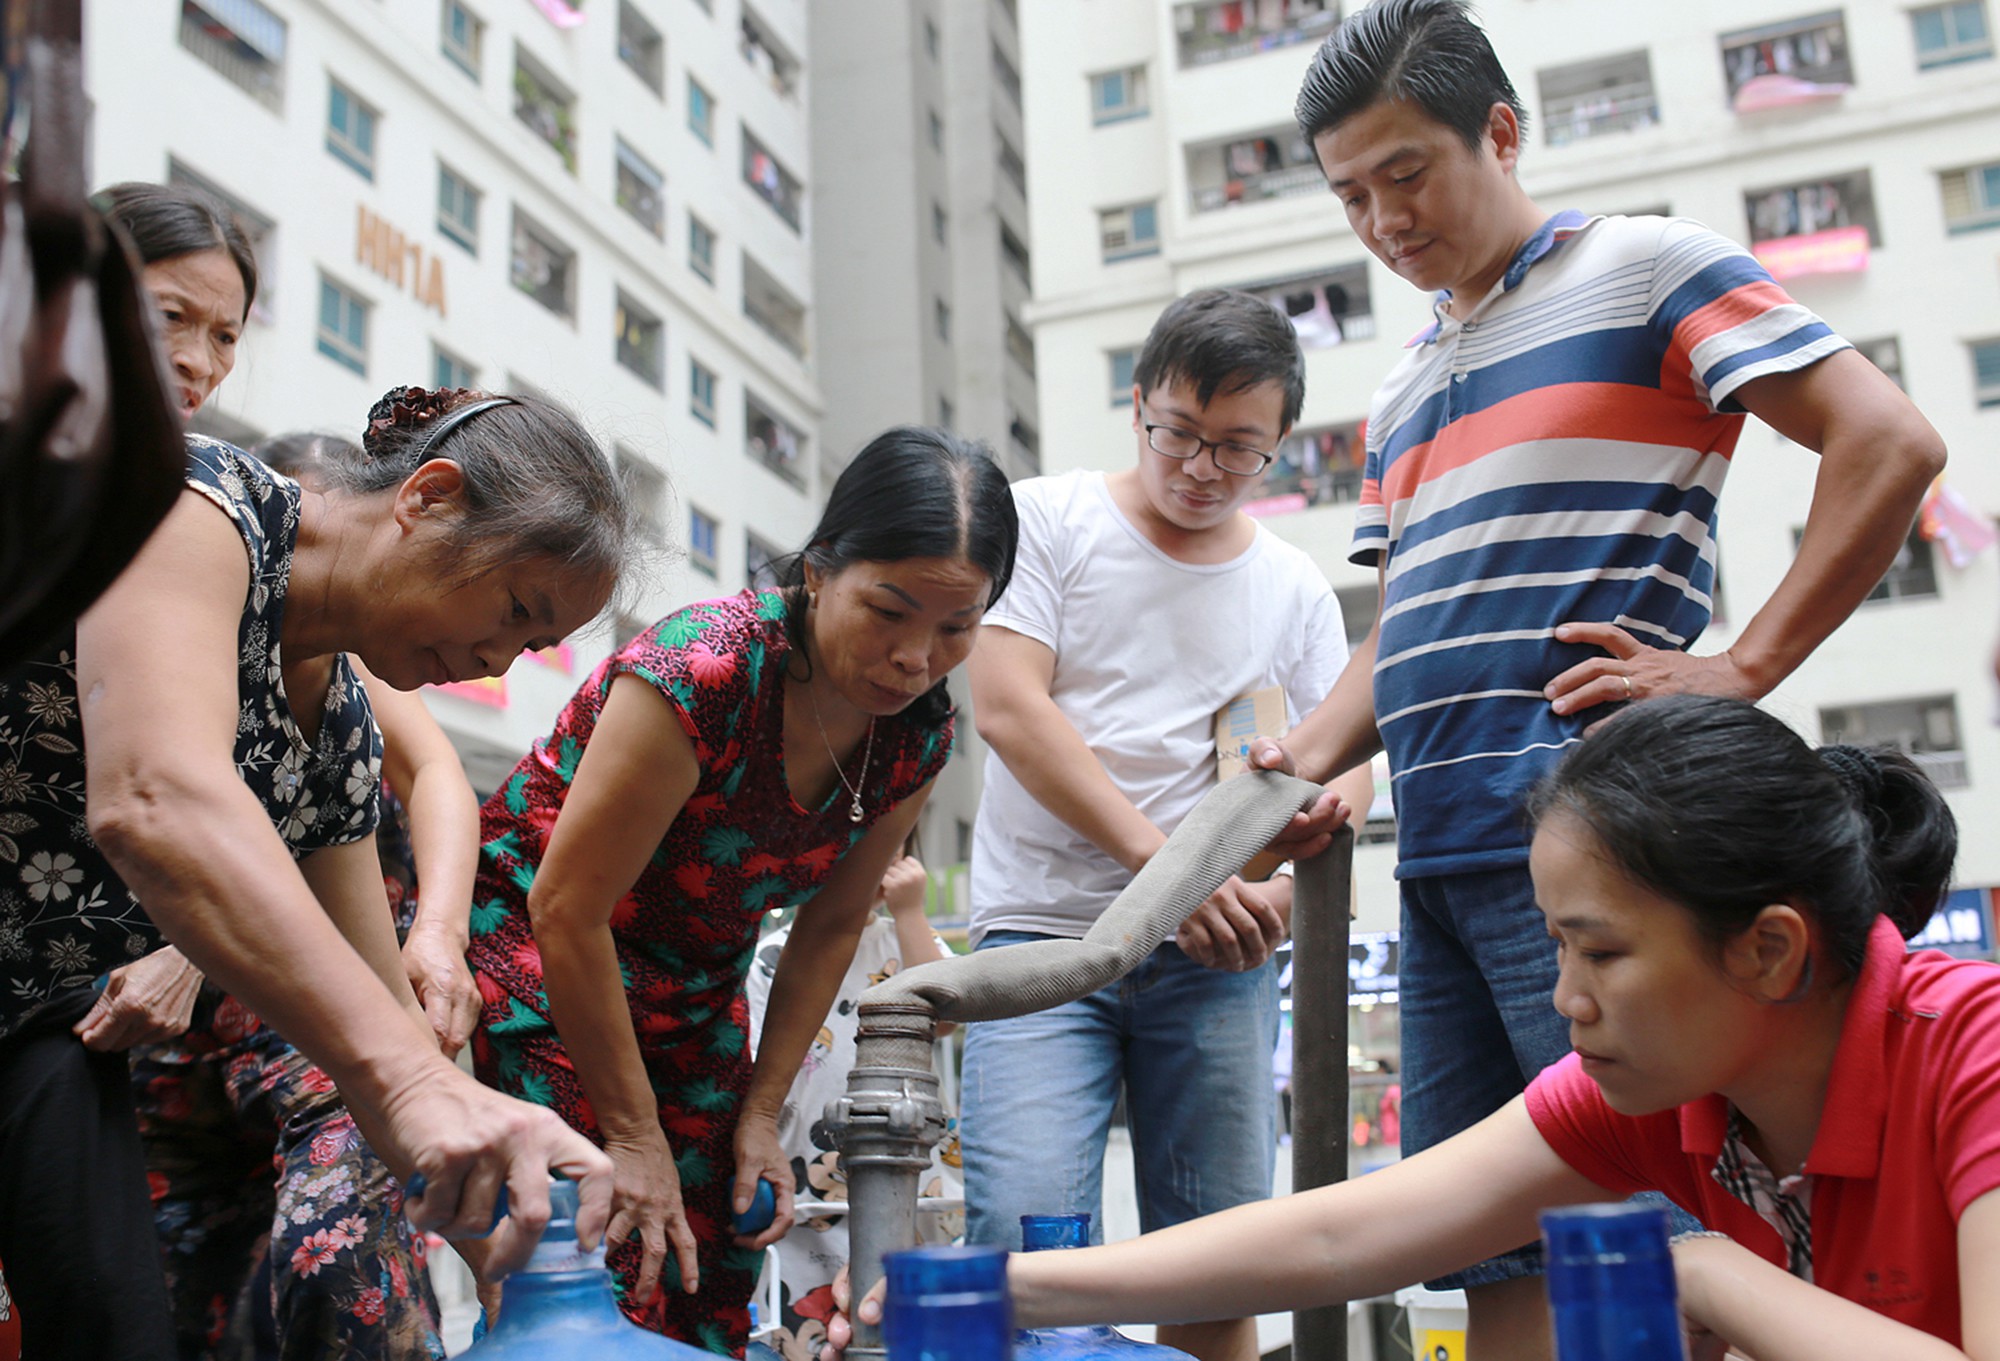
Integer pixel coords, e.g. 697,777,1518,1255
401,927,480,1057
1245,739,1354,861
819,1263,885,1361
603,1127,702,1305
878,855,929,920
74,946,203,1052
1543,622,1762,722
1177,876,1287,972
731,1113,797,1250
386,1060,613,1281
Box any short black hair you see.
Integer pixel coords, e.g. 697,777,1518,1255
1132,289,1306,431
1295,0,1527,153
95,181,259,321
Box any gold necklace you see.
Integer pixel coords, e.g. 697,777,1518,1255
807,679,874,823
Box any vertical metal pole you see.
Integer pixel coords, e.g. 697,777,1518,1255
1290,829,1353,1361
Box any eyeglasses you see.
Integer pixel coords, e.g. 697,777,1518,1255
1143,422,1276,477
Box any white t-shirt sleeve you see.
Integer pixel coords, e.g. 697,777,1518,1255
982,478,1064,651
1284,581,1350,727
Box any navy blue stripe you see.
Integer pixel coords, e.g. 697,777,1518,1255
1380,576,1712,659
1390,472,1720,561
1701,322,1837,391
1650,253,1774,342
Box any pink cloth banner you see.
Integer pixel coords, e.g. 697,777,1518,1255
1920,477,1997,570
529,0,585,29
1732,73,1849,113
1752,224,1870,281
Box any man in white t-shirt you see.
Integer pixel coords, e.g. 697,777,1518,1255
961,289,1374,1361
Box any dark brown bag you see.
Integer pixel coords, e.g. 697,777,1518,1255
0,0,187,667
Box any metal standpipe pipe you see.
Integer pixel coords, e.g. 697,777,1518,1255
1289,830,1355,1361
825,771,1338,1360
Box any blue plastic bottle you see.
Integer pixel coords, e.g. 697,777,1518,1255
458,1179,713,1359
883,1245,1013,1361
1013,1215,1196,1361
1540,1203,1689,1361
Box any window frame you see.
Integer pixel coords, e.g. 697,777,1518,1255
437,161,482,255
688,505,721,576
689,357,719,427
433,342,478,392
1089,65,1149,125
441,0,484,79
1912,0,1994,68
1099,200,1161,262
689,216,717,284
617,0,666,94
614,138,667,238
614,289,666,390
688,76,716,146
316,272,370,376
325,77,379,181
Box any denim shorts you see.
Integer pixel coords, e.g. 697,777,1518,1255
959,931,1279,1248
1400,865,1696,1289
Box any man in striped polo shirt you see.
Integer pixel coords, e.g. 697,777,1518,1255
1256,1,1947,1355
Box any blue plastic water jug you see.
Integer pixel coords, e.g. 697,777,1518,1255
1540,1203,1688,1361
884,1244,1013,1361
1013,1215,1196,1361
457,1179,714,1359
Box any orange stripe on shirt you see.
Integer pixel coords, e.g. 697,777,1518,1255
1669,278,1797,357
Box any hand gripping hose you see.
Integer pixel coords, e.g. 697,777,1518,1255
829,770,1327,1357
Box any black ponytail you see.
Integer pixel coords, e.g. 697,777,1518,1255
1527,696,1957,978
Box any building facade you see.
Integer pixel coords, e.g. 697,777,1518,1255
1018,0,2000,949
805,0,1038,881
90,0,824,793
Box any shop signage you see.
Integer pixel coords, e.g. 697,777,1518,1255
1910,887,1994,959
1348,930,1399,1005
356,204,447,317
1751,223,1869,282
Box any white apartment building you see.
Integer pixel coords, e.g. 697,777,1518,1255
807,0,1039,883
86,0,823,793
1019,0,2000,953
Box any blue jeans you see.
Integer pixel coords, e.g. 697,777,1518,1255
960,932,1279,1249
1400,865,1696,1289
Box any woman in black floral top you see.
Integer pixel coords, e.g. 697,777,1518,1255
0,188,630,1361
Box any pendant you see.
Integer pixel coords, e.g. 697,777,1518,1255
849,797,864,823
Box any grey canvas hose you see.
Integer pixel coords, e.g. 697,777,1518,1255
830,769,1328,1356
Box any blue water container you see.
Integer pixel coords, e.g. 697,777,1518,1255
458,1180,713,1359
1014,1215,1196,1361
1540,1203,1688,1361
884,1245,1013,1361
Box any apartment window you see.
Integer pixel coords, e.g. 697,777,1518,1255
997,133,1026,194
515,50,577,172
1973,339,2000,408
1099,201,1160,262
742,129,804,231
938,395,955,429
433,343,477,392
316,274,369,376
1719,12,1852,112
690,358,719,426
1854,336,1905,390
1187,126,1321,213
1745,170,1879,278
325,79,378,180
1000,223,1032,285
1174,0,1339,68
178,0,286,110
1243,261,1375,348
743,253,808,358
614,139,666,237
934,298,952,342
928,109,944,152
689,216,717,283
1820,697,1968,788
740,6,802,99
1870,528,1940,603
1089,66,1149,124
747,530,785,590
1262,421,1367,510
441,1,483,79
689,506,720,576
688,78,716,145
924,17,939,59
933,202,948,246
1010,409,1041,471
992,42,1022,106
745,391,807,489
437,163,481,254
1941,162,2000,234
509,209,576,318
614,291,664,389
1004,315,1036,375
616,448,668,546
617,1,665,93
1108,348,1137,406
1537,50,1658,147
1912,1,1992,67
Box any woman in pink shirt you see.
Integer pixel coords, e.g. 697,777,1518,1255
830,696,2000,1361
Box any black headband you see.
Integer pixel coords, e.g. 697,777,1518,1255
408,397,516,465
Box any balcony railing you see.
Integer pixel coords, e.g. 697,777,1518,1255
1192,162,1323,213
179,3,285,110
1175,0,1338,68
1544,92,1659,148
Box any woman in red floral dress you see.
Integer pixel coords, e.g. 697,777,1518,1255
467,427,1017,1353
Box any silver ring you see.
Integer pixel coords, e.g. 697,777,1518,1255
1620,674,1634,701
